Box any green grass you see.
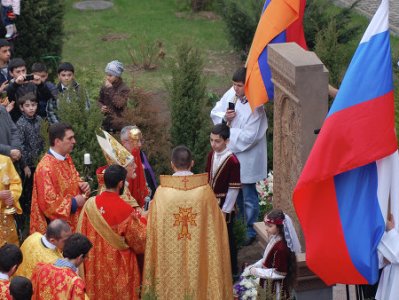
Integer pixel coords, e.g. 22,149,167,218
62,0,237,92
62,0,399,139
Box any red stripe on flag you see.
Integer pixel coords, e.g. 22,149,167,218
294,178,368,285
297,91,397,188
245,0,300,109
286,0,307,49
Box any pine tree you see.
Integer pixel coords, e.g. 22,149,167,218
13,0,65,71
166,42,212,173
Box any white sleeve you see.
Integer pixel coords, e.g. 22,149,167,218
12,0,20,15
221,188,239,213
378,229,399,264
228,106,268,153
248,258,264,269
251,267,286,280
210,87,235,124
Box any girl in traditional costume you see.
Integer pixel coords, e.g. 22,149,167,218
247,209,301,299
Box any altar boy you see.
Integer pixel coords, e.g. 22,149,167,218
206,123,240,278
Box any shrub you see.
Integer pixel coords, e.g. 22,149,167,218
166,42,212,173
14,0,65,72
216,0,263,57
121,85,171,178
55,69,105,189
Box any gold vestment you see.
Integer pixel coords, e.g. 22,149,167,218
15,232,62,279
143,173,233,300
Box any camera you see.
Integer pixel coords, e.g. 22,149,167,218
24,74,34,81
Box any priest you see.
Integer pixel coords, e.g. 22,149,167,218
30,123,90,234
16,219,71,278
143,145,233,299
77,164,147,300
0,154,22,245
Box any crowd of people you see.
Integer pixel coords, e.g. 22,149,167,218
0,48,301,299
0,27,396,299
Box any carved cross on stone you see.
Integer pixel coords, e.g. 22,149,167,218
173,207,197,240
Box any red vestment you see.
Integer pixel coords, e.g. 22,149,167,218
127,148,148,207
31,262,86,299
77,191,147,300
30,153,82,234
206,150,241,207
0,279,11,300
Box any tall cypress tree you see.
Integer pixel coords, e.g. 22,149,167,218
13,0,65,70
167,42,212,173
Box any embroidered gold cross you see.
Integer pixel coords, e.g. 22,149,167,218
181,177,189,189
173,207,197,240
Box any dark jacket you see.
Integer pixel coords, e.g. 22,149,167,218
98,78,130,132
0,105,21,156
16,114,44,168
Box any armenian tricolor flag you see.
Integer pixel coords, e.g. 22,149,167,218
245,0,307,109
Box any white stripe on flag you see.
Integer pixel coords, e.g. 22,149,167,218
360,0,389,44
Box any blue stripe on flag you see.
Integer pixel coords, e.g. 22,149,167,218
334,162,385,284
258,32,286,101
328,31,393,117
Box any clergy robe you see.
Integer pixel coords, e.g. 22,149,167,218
0,279,11,300
31,262,86,300
77,191,147,300
96,165,140,208
30,153,82,234
376,228,399,300
127,147,149,208
143,173,233,300
0,154,22,246
15,232,62,279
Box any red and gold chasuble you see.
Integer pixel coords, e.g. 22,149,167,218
0,279,11,300
31,262,86,300
77,192,147,300
30,153,82,234
143,173,233,300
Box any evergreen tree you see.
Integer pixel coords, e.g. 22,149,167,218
166,42,212,173
14,0,65,71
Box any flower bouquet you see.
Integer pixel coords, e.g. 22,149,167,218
233,267,260,300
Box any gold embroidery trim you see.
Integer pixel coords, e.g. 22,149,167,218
77,197,129,251
160,173,208,191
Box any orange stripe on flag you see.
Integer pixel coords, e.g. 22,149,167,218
245,0,300,109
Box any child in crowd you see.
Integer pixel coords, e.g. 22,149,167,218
7,58,53,122
206,123,241,279
0,243,23,299
245,209,301,299
31,62,57,120
1,0,20,39
0,39,10,85
16,92,44,228
47,62,90,124
9,276,33,300
98,60,130,133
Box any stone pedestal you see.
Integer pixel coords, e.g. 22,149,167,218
268,42,329,246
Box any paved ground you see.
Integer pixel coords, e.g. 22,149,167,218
332,0,399,35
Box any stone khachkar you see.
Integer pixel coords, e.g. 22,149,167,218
268,42,328,245
268,43,331,299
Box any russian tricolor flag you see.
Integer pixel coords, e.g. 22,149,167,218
293,0,399,285
245,0,307,109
